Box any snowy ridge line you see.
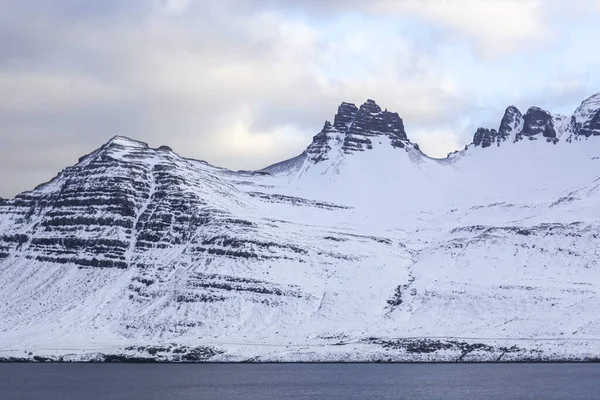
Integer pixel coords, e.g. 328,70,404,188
1,93,600,361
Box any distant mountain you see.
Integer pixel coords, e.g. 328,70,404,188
264,99,416,173
1,93,600,362
470,92,600,149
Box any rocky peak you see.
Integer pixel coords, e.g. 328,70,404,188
473,104,564,149
359,99,382,114
305,120,340,163
101,136,179,159
571,92,600,137
77,136,152,165
473,128,499,148
333,102,359,133
311,99,412,159
472,106,522,149
106,136,148,149
517,107,557,141
341,99,408,154
498,106,523,142
349,100,406,139
264,99,414,171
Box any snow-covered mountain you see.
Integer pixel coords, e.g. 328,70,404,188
1,93,600,362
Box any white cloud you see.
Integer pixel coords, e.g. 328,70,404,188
0,2,472,197
427,0,545,55
0,70,116,113
207,106,309,169
157,0,191,15
1,0,599,197
369,0,549,58
252,0,553,57
411,127,463,159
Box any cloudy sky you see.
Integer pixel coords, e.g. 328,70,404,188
2,0,600,198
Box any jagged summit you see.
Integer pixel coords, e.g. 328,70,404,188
341,99,408,153
517,106,560,142
268,91,599,171
472,92,600,149
105,136,173,153
73,135,175,168
305,120,339,163
4,92,600,363
106,135,148,148
332,102,358,132
264,99,416,173
90,92,600,176
571,92,600,137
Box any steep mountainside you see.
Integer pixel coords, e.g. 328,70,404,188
1,94,600,362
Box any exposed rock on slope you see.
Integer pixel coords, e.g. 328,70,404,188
1,93,600,362
264,99,416,174
498,106,523,143
571,92,600,137
340,99,408,153
472,128,500,148
518,107,559,141
470,94,600,148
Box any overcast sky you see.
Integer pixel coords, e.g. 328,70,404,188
1,0,600,198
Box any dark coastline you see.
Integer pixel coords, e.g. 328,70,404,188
2,357,600,364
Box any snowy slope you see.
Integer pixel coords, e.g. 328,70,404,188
1,94,600,362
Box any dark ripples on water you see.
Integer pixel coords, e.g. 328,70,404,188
1,363,599,400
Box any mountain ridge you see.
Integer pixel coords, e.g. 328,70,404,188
1,91,600,362
5,92,600,202
264,92,600,175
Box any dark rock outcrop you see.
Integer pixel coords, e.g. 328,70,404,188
473,128,499,148
0,136,321,316
498,106,522,142
263,99,415,172
472,106,522,148
341,99,408,154
305,121,339,163
571,93,600,137
333,102,359,132
579,112,600,137
519,107,557,140
308,99,410,155
472,102,568,148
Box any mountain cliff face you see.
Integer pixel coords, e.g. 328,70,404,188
471,93,600,149
1,94,600,362
264,99,416,175
571,92,600,137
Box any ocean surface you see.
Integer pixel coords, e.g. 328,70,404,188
1,363,599,399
